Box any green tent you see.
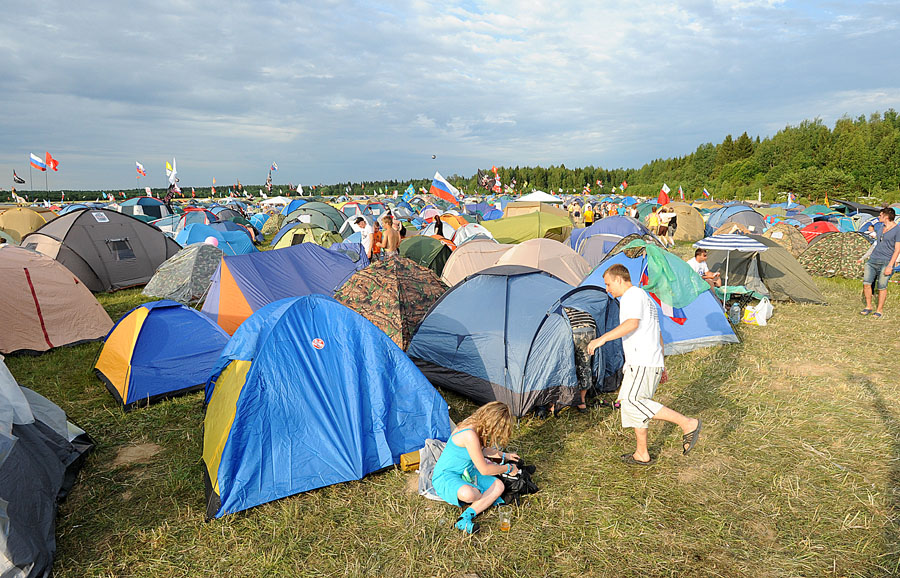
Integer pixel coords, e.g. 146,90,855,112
399,236,453,277
272,223,343,249
798,231,871,279
706,235,827,304
480,212,572,244
260,213,286,236
284,202,345,233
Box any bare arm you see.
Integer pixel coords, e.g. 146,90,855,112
885,241,900,274
586,318,639,355
456,430,517,476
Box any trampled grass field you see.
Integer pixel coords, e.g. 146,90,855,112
6,271,900,577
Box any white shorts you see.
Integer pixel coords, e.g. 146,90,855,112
618,365,664,429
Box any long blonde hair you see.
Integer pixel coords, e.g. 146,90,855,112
458,401,513,448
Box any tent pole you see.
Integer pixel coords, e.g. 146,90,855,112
723,251,731,310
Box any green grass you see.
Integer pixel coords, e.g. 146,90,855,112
6,276,900,577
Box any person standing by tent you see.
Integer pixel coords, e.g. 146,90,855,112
584,204,594,227
587,264,701,465
355,217,374,259
379,214,400,257
431,402,518,534
647,206,661,238
860,207,900,319
433,214,445,239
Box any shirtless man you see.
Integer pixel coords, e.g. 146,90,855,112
380,214,400,257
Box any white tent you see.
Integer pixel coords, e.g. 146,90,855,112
518,190,563,203
260,196,292,207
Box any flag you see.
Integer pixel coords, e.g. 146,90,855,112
702,188,710,198
597,180,603,188
13,170,25,184
30,153,47,171
824,192,829,207
45,152,59,172
678,185,684,200
429,171,461,206
60,191,64,201
136,162,146,176
166,159,178,185
271,162,278,171
640,261,687,325
787,192,795,206
192,188,196,198
621,180,628,190
658,183,671,205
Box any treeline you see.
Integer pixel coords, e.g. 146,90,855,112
9,110,900,204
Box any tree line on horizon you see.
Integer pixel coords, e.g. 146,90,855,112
10,110,900,205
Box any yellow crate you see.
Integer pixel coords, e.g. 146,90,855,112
400,450,421,471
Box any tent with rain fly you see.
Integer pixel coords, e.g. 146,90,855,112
143,243,224,303
568,215,649,251
407,266,624,416
800,221,839,243
280,199,308,215
452,222,495,246
21,209,181,292
704,206,766,236
0,245,113,355
119,197,171,220
201,243,363,334
0,357,93,578
762,221,808,257
94,300,230,410
175,223,257,256
178,208,218,230
798,231,872,279
202,295,451,518
335,257,446,350
399,236,454,277
271,223,343,250
284,202,345,233
704,235,827,304
583,250,739,355
495,238,591,286
440,239,513,286
481,212,572,244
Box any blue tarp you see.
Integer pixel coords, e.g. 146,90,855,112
407,266,624,416
581,253,739,355
204,295,450,518
175,223,257,256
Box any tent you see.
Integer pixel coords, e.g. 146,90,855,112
201,243,363,334
582,253,739,355
119,197,171,220
0,245,113,355
0,207,55,242
713,222,753,236
665,202,706,241
280,199,308,215
249,213,270,230
178,208,218,230
335,257,446,350
143,243,225,303
408,266,624,416
800,221,839,243
761,221,809,257
798,231,872,279
440,239,513,286
202,295,451,518
21,209,181,292
452,222,495,246
517,190,563,203
399,236,454,277
481,212,573,244
704,235,827,304
495,238,591,286
94,300,230,410
568,215,649,251
175,223,257,256
705,206,766,236
271,223,343,250
260,213,286,236
0,358,92,577
503,200,569,219
603,233,667,260
284,202,345,233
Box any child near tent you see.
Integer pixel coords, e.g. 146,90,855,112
431,402,519,534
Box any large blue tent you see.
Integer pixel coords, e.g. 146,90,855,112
175,223,257,256
407,266,624,416
568,215,651,251
202,295,451,518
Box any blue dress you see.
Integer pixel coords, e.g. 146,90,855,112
431,428,499,506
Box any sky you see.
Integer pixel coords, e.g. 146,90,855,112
2,0,899,191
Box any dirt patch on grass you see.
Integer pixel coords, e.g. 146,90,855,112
112,443,162,467
404,472,420,494
777,362,841,378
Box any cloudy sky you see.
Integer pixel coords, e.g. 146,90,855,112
1,0,898,190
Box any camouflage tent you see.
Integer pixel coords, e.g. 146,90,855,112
143,243,225,303
761,221,808,257
798,231,872,279
334,257,447,350
260,213,286,236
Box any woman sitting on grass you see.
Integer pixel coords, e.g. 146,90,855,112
432,401,519,534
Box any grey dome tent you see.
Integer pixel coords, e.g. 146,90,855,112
143,243,225,303
21,209,181,292
407,265,624,417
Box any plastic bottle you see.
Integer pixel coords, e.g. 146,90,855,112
729,303,742,325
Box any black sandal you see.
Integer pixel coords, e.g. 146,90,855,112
682,418,702,455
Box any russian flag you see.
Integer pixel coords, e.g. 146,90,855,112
702,188,710,198
640,262,687,325
136,161,146,176
30,153,47,171
429,171,461,206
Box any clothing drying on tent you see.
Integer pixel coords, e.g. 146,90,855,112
143,243,225,303
704,235,827,304
175,223,257,256
95,300,230,410
0,244,113,355
583,252,739,355
480,212,573,244
440,239,513,286
21,209,181,292
798,231,872,279
495,238,591,286
408,266,624,416
399,236,454,277
201,243,363,334
334,257,447,350
0,357,93,578
202,295,451,518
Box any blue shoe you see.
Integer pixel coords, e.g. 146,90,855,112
454,507,479,534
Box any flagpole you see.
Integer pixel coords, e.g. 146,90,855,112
29,164,33,194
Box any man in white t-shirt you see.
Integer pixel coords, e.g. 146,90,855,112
355,217,374,259
587,264,701,465
686,248,721,289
